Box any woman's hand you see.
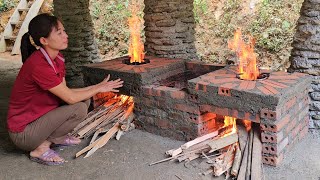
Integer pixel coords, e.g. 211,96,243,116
96,74,124,93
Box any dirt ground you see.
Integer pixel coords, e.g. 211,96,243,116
0,52,320,180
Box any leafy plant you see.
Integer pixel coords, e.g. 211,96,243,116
0,0,17,13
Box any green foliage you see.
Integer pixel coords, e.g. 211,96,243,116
194,0,303,70
90,0,142,58
0,0,17,13
247,0,298,52
193,0,208,23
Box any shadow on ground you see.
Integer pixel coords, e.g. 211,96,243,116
0,53,320,180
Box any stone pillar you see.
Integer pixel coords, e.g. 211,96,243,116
144,0,198,60
289,0,320,128
53,0,100,87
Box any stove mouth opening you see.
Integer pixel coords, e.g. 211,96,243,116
236,72,270,81
122,57,150,65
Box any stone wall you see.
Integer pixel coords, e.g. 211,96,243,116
289,0,320,129
53,0,100,87
144,0,198,60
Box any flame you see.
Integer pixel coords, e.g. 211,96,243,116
223,116,237,136
228,29,260,80
243,119,252,131
128,0,145,63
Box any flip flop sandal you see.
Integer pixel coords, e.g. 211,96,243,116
53,135,81,147
30,149,65,166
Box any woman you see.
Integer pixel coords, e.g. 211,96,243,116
7,13,123,165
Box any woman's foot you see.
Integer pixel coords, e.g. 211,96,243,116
30,140,64,165
53,135,81,147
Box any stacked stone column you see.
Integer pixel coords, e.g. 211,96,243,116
144,0,198,60
289,0,320,128
53,0,100,87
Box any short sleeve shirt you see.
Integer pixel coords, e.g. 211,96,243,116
7,49,66,132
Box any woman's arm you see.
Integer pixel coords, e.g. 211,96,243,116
49,75,123,104
62,78,95,92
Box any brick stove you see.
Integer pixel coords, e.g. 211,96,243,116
82,56,311,166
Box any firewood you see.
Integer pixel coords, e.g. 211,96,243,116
213,144,235,176
115,130,124,140
237,134,249,180
77,114,109,138
72,106,111,135
251,125,262,180
76,104,134,158
207,133,238,153
245,129,254,180
84,122,120,158
231,143,242,176
237,124,249,153
166,148,183,157
181,130,218,150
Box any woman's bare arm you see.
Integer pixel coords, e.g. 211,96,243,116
49,75,123,104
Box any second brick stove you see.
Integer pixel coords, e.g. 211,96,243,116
82,56,311,166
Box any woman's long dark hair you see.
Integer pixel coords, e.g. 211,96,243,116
20,13,59,63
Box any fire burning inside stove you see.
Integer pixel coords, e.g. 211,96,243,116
123,0,150,65
228,29,261,81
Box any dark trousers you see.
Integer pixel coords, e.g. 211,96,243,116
8,99,90,151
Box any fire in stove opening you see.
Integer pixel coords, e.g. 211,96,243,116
228,29,260,81
125,0,149,65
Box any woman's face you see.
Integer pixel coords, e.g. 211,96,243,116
44,21,68,51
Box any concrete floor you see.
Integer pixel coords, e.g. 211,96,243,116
1,53,320,180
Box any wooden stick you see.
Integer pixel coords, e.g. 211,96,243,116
251,125,262,180
237,124,249,153
231,143,242,176
207,133,238,152
237,134,249,180
181,130,218,150
149,154,184,166
75,123,119,158
213,145,235,176
84,123,120,158
245,129,254,180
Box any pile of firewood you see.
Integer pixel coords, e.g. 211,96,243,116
150,122,263,179
72,95,135,158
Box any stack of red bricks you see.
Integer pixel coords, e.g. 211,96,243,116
188,67,312,166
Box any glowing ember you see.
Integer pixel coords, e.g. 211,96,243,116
128,0,145,64
223,116,237,135
243,119,252,131
228,29,260,80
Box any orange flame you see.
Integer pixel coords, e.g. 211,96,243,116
228,29,259,80
128,0,145,63
243,119,252,131
223,116,237,136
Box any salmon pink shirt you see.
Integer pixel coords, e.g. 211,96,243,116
7,49,65,132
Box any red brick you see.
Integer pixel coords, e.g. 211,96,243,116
261,131,284,143
199,104,216,113
262,137,288,155
257,86,273,95
214,107,230,117
218,87,231,96
285,116,297,134
290,123,302,141
260,114,290,132
285,97,297,110
188,94,199,103
200,112,216,123
244,112,260,123
262,153,284,166
175,104,200,114
260,108,278,120
299,125,309,141
156,119,172,129
170,90,186,99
